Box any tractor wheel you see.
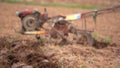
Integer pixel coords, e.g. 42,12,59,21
22,15,39,31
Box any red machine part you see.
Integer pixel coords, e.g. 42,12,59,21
50,20,69,38
21,10,33,17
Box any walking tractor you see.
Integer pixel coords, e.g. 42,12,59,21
16,5,120,45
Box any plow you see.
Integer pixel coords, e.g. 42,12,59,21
16,5,120,46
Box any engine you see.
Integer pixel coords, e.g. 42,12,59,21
50,16,70,38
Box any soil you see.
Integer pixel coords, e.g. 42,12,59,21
0,2,120,68
36,0,120,6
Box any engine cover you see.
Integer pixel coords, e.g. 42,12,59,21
50,20,69,38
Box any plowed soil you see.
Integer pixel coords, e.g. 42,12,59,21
0,2,120,68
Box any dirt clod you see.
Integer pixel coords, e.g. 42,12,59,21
0,36,59,68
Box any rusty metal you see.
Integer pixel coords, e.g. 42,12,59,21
81,4,120,18
16,5,120,46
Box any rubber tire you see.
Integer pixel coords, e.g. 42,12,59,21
22,15,39,31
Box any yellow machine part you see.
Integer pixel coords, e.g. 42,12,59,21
24,31,46,35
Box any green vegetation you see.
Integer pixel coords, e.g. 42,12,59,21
105,37,111,44
0,0,19,3
92,33,98,38
92,33,111,44
0,0,102,9
80,63,87,68
37,2,102,9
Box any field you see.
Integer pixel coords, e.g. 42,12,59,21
0,1,120,68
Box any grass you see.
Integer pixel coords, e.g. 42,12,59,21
0,0,19,3
105,37,111,44
92,33,111,44
80,63,87,68
0,0,102,9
